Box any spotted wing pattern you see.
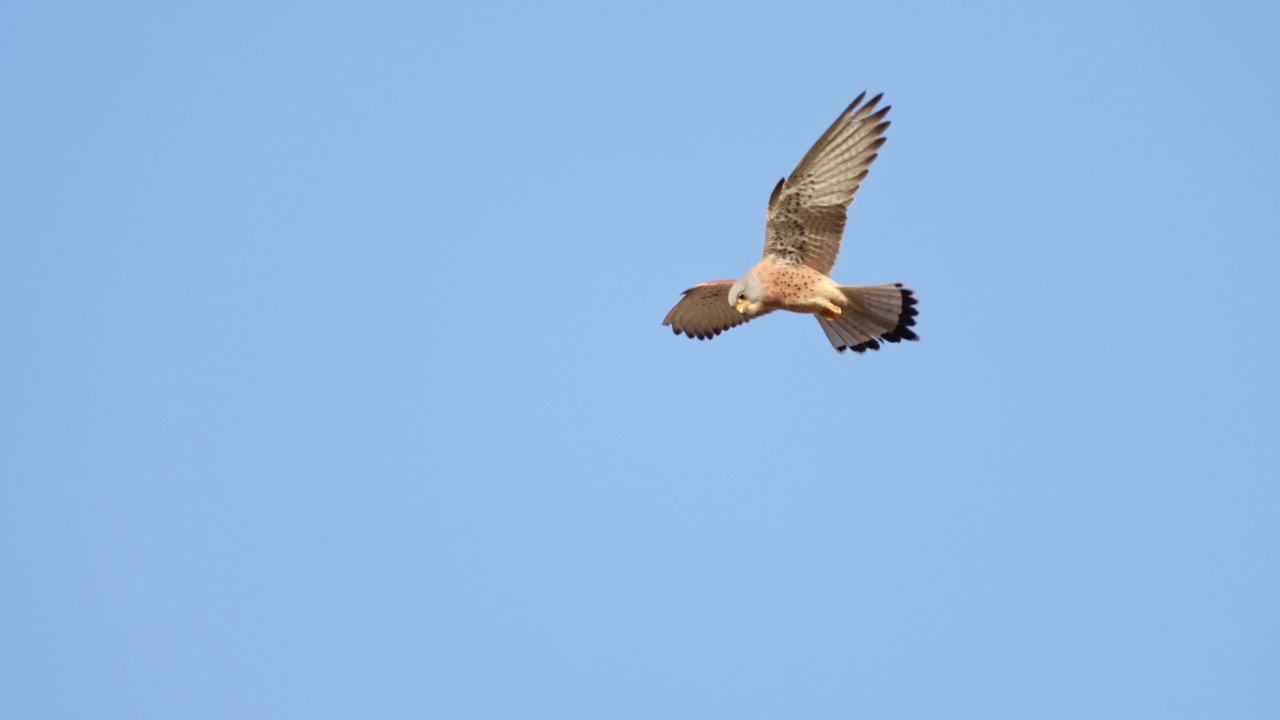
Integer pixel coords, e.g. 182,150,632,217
763,92,891,274
662,281,765,340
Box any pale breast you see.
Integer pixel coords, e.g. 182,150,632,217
753,260,833,311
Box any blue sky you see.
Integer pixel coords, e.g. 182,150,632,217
3,1,1278,717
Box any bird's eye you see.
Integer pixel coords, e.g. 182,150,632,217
737,293,746,302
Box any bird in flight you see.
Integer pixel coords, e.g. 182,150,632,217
662,92,918,354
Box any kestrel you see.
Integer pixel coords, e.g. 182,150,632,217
662,92,919,354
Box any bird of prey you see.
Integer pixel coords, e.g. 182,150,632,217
662,92,918,354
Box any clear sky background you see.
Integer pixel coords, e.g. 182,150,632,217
3,1,1278,717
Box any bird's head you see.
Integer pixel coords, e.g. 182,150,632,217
729,273,766,317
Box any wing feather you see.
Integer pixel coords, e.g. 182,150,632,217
763,93,891,274
662,281,765,340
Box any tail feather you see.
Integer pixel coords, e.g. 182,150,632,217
815,283,919,354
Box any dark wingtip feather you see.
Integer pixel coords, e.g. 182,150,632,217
767,176,786,208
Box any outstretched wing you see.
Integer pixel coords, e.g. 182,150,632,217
763,92,891,274
662,281,767,340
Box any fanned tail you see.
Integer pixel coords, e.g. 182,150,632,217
815,283,919,354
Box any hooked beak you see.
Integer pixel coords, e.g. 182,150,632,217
735,298,749,314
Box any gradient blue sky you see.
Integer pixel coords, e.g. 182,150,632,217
3,1,1278,717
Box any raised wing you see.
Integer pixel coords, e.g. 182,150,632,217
662,281,766,340
763,92,891,274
